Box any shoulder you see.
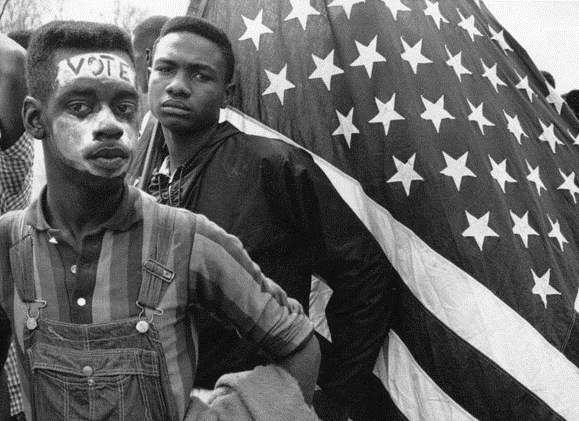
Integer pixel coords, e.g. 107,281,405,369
0,209,25,248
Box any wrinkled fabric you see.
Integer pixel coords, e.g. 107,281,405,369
144,121,400,398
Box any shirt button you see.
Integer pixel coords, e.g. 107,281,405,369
70,265,77,274
77,297,86,307
82,366,93,376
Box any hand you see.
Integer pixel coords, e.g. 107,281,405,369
287,297,304,315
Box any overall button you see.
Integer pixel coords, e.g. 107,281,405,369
136,320,149,333
26,318,37,330
82,366,93,376
77,297,86,307
70,265,77,274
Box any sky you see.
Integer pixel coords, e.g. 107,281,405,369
48,0,578,94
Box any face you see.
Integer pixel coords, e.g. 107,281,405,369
41,50,140,183
148,31,233,135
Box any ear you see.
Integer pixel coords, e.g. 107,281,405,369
221,82,236,109
22,96,46,139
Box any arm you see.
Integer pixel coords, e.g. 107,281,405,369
189,213,318,389
0,33,27,151
276,334,320,405
264,147,398,393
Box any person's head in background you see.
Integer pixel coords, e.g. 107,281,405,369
132,15,169,117
564,89,579,121
541,70,556,89
7,29,32,49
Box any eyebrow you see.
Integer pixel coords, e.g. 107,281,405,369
154,58,216,74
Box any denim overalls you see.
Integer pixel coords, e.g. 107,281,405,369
9,205,180,421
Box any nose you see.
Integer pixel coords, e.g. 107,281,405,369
165,70,191,98
93,106,124,141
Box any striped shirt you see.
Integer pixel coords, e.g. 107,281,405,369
0,185,314,420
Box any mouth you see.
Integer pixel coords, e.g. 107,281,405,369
161,99,191,115
88,147,129,170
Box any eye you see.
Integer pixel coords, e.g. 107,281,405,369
115,102,137,117
193,73,212,82
154,65,173,74
67,101,91,116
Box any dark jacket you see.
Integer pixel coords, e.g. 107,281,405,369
136,120,400,398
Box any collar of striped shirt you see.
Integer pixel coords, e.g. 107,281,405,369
23,184,144,233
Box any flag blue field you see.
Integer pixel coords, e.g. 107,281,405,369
198,0,579,419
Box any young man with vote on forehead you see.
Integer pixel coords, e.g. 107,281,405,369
0,20,320,421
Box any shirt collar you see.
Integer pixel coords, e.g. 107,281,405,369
24,184,144,233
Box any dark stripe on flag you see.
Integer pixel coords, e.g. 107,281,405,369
394,281,565,421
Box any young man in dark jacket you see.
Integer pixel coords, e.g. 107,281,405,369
138,16,401,421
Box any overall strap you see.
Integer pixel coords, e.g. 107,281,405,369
137,202,175,312
8,211,36,303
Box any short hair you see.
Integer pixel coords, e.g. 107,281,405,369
26,20,135,103
132,15,169,53
541,70,555,89
7,29,32,49
155,16,235,83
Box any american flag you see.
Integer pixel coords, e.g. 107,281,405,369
190,0,579,419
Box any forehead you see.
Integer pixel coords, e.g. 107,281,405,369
53,50,137,90
155,32,225,65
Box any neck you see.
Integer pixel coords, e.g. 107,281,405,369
44,169,125,244
161,122,219,174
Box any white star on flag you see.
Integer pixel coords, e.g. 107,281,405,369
515,71,535,102
445,46,472,82
489,155,517,193
557,169,579,204
400,38,433,74
421,95,455,133
457,9,482,42
387,153,423,196
424,0,449,29
380,0,411,20
239,10,273,50
467,100,495,135
488,25,514,53
333,107,359,147
538,120,564,153
369,94,405,136
262,64,295,105
462,211,499,251
531,269,561,309
503,110,528,144
285,0,320,30
569,130,579,145
510,210,539,248
546,84,565,115
328,0,365,19
309,50,344,90
351,35,386,78
440,151,476,191
526,160,547,196
481,60,507,93
547,215,569,251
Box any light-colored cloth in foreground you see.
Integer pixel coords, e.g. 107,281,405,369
187,365,320,421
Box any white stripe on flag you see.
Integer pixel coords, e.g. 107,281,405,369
222,106,579,420
373,331,478,421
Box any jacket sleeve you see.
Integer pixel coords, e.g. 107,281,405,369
261,146,400,394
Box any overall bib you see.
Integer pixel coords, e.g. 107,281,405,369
9,205,180,421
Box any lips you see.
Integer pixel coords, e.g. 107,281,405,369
90,147,128,160
161,99,191,114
